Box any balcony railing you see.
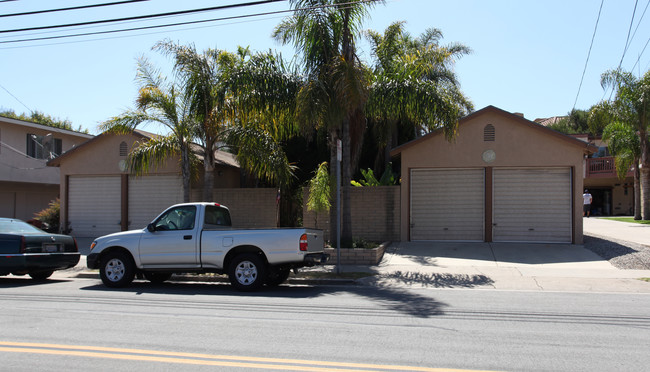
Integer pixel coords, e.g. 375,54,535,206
586,156,634,178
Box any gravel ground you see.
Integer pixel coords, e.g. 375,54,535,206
584,234,650,270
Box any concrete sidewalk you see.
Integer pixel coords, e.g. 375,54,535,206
583,217,650,247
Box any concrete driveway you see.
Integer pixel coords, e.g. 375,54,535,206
359,221,650,292
382,241,614,269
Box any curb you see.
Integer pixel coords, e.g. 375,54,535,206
72,271,359,286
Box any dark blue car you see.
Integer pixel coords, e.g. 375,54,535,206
0,218,80,280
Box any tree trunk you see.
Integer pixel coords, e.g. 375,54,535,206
328,130,339,245
634,158,641,220
341,116,352,246
641,166,650,220
181,145,191,203
640,129,649,220
202,141,215,201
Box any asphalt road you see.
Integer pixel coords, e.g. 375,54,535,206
1,276,649,372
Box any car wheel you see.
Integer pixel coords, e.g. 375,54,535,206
99,251,135,288
29,270,54,280
228,253,266,291
266,268,290,287
143,272,172,284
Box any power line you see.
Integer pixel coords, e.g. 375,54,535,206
0,0,149,18
628,0,650,72
631,36,650,72
617,0,640,69
0,0,380,47
0,82,32,113
0,7,291,45
0,0,285,34
573,0,604,110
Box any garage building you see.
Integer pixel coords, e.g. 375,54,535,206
391,106,595,244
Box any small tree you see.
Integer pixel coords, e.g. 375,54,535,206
307,162,331,227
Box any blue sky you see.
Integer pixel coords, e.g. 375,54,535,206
1,0,649,135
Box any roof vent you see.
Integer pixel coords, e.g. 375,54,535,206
484,124,495,142
119,141,128,156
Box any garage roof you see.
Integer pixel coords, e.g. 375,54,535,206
48,129,239,168
390,105,598,157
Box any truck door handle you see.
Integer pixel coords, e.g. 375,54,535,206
183,235,192,240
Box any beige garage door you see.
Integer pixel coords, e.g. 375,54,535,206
128,174,184,229
493,168,572,243
410,169,484,241
68,176,121,237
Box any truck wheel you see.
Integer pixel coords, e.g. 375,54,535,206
143,272,172,284
266,268,290,287
99,251,135,288
29,270,53,280
228,253,266,291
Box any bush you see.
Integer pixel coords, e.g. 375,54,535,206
34,198,60,233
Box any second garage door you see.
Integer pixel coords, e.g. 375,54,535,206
410,168,484,241
493,168,572,243
128,174,184,230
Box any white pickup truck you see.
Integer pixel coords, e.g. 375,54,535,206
87,202,328,291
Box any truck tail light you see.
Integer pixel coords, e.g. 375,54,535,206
299,233,308,251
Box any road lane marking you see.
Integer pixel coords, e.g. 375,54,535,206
0,342,498,372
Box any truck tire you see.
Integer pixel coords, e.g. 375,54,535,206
228,253,266,291
99,251,135,288
266,268,290,287
143,272,172,284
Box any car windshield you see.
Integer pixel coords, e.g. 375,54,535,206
0,219,44,234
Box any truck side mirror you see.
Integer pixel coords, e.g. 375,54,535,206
147,223,156,233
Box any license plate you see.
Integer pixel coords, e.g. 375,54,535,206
44,244,60,253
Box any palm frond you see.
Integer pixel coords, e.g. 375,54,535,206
225,125,296,187
126,135,181,176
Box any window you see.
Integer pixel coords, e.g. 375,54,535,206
593,146,610,158
153,206,196,231
119,141,128,156
484,124,495,141
26,133,62,159
204,205,232,227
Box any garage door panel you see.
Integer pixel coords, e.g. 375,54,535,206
411,169,484,241
128,175,183,230
493,168,571,243
68,176,121,237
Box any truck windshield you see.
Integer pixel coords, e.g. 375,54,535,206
154,205,196,231
204,205,232,227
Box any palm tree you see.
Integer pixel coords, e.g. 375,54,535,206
155,41,300,198
365,21,473,170
100,57,194,202
602,121,641,219
222,49,303,188
600,69,650,219
274,0,380,245
154,40,229,201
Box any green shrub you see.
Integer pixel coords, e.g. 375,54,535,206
34,198,60,233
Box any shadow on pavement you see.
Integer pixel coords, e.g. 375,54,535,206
0,277,73,287
78,279,448,318
584,235,650,269
381,271,494,289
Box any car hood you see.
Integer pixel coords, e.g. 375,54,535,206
93,229,145,247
